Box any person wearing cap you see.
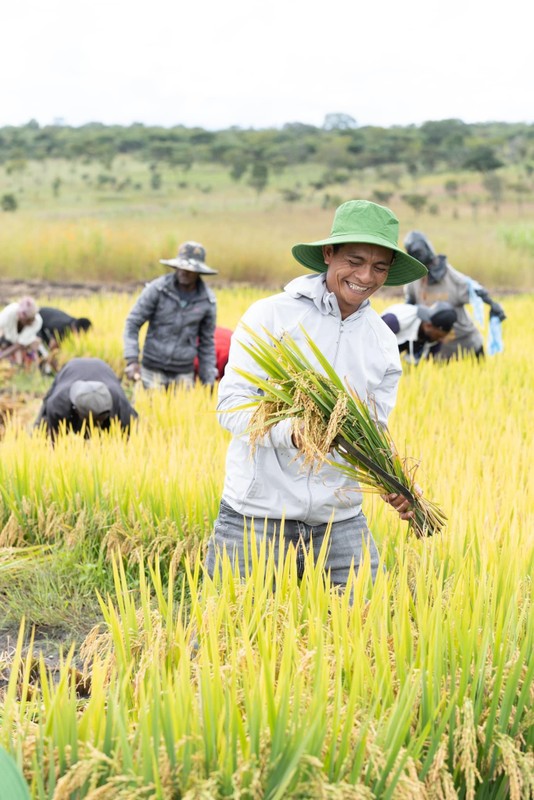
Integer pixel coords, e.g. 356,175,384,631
35,357,138,439
0,297,43,365
381,301,458,364
205,200,428,591
403,231,506,360
123,241,218,389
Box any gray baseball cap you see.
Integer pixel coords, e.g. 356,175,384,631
69,380,113,419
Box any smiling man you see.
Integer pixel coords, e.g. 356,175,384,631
205,200,428,593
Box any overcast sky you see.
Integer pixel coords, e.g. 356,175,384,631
2,0,530,131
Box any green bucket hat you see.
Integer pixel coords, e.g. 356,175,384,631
291,200,428,286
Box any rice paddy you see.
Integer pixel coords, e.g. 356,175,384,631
0,288,532,798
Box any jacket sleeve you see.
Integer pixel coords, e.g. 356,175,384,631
18,314,43,346
123,284,159,363
196,302,218,385
34,390,72,437
216,304,294,450
404,282,417,304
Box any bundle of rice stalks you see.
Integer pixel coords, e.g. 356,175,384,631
235,325,447,538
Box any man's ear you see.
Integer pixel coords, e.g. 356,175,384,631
322,245,333,266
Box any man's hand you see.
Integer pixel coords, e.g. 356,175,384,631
489,301,506,321
381,484,423,521
125,362,141,381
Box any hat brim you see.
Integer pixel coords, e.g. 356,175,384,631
291,234,427,286
159,258,218,275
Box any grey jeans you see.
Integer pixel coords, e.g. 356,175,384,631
205,499,380,589
140,365,195,389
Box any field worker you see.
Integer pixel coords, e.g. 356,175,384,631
0,297,43,365
194,326,233,381
403,231,506,360
381,300,457,364
37,306,92,349
123,241,218,390
35,357,138,439
205,199,428,591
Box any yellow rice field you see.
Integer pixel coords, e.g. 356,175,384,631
0,288,532,798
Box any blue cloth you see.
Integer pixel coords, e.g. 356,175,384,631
488,315,504,355
467,278,485,325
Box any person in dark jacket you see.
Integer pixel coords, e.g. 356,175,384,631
34,357,138,439
37,307,92,348
123,241,218,389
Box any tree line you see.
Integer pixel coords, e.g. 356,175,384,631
1,117,533,180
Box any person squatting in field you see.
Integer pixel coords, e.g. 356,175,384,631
34,357,138,439
123,241,218,390
381,300,457,364
37,306,92,350
0,297,44,365
403,230,506,360
205,200,428,592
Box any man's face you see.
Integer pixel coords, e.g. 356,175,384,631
174,268,199,289
323,243,393,318
421,322,454,343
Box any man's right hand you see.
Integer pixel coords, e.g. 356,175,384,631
125,362,141,381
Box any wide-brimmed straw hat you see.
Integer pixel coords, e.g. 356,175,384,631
159,241,218,275
291,200,427,286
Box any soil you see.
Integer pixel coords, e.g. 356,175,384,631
0,277,146,303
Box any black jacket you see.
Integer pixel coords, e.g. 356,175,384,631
35,357,138,437
38,307,78,345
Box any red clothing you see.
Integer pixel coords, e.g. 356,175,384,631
194,326,232,381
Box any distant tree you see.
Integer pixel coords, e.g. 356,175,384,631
229,157,248,182
322,113,357,131
463,146,503,172
372,190,393,205
444,179,460,199
52,177,61,197
280,188,302,203
401,193,428,213
1,193,17,211
406,161,419,182
379,166,403,188
150,171,162,190
5,159,27,175
321,170,351,186
483,173,504,211
508,180,530,211
249,162,269,195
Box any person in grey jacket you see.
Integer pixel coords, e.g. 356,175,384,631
205,200,428,592
403,231,506,360
123,241,218,389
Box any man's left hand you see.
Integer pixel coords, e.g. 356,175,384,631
381,483,423,521
489,302,506,321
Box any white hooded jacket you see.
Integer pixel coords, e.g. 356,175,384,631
217,274,402,525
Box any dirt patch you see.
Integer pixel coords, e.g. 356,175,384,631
0,277,146,303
